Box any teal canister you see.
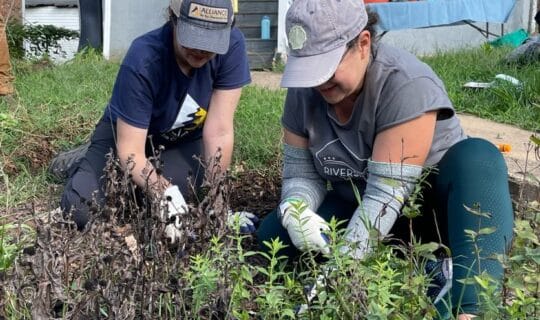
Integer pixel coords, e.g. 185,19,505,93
261,15,271,40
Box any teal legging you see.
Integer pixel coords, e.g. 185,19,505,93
256,137,514,316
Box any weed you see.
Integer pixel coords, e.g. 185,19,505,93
6,20,79,59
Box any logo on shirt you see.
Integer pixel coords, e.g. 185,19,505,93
315,139,365,179
162,94,207,142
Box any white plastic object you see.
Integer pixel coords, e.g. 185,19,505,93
494,74,521,86
463,73,522,89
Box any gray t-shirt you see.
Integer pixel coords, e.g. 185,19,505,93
281,43,466,202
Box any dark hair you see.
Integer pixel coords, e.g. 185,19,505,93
346,10,379,50
365,10,379,39
168,7,176,25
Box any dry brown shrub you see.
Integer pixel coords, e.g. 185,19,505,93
1,148,279,319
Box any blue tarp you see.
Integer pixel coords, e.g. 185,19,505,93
367,0,517,31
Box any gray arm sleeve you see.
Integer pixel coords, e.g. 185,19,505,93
281,143,327,212
344,160,423,259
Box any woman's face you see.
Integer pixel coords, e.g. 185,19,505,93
177,45,216,69
315,31,372,105
172,23,216,72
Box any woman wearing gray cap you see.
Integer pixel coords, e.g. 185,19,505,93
256,0,513,318
60,0,251,242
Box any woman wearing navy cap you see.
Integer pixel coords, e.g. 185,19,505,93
60,0,251,243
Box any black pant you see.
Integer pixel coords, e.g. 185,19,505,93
60,118,204,229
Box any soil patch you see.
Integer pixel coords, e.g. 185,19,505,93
1,167,279,319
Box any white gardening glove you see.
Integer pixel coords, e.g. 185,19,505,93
279,199,330,255
160,185,187,244
227,210,259,233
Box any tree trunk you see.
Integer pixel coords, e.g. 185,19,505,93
1,0,22,22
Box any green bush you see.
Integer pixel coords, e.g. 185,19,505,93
5,20,25,59
6,19,79,59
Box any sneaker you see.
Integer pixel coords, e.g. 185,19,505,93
425,257,453,304
48,142,91,181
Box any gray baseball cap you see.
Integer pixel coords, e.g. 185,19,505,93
280,0,368,88
170,0,233,55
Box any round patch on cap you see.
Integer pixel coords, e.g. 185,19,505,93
288,25,307,50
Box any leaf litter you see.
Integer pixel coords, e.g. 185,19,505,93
0,149,281,319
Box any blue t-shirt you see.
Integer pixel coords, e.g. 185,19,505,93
102,23,251,142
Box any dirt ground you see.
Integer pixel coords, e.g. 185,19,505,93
250,71,540,201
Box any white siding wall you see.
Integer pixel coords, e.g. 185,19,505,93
103,0,169,60
23,6,79,62
378,0,536,56
24,1,183,62
24,0,536,62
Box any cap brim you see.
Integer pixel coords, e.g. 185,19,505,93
177,22,230,55
280,45,347,88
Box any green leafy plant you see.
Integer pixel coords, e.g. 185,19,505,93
503,212,540,318
0,221,34,272
255,238,296,319
0,224,19,271
6,20,79,59
23,24,79,58
5,19,25,59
